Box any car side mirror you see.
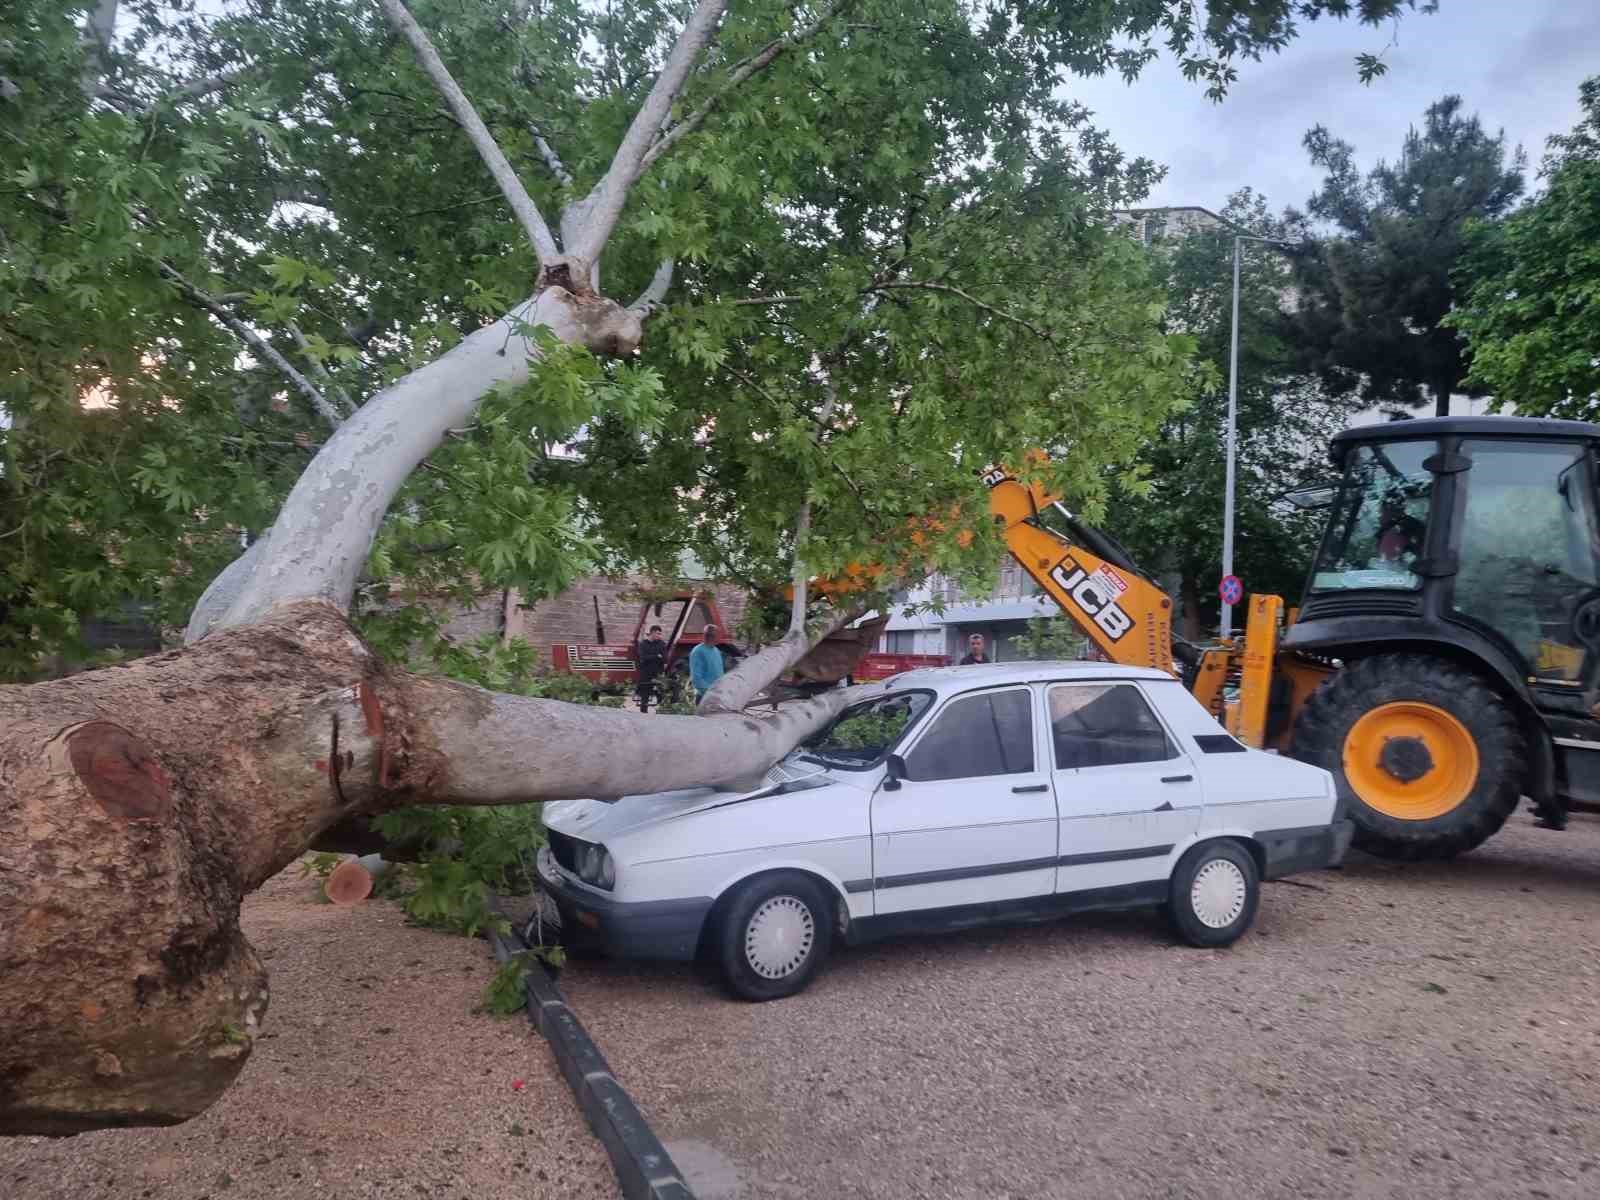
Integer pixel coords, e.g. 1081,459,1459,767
882,753,908,791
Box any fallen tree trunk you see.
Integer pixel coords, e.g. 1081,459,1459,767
0,601,856,1134
2,0,878,1139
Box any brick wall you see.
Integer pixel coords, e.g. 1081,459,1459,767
437,593,509,645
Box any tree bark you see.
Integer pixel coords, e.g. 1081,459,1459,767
0,603,856,1134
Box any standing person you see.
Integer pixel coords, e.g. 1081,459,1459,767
635,624,668,712
960,633,990,665
689,624,726,702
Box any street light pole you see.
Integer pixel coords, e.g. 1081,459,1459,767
1221,237,1242,640
1218,232,1300,642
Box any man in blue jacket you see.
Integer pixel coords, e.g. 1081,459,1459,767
689,624,725,702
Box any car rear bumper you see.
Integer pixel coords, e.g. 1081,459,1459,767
535,846,712,961
1257,819,1355,879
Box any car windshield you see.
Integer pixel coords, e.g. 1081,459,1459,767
802,690,933,769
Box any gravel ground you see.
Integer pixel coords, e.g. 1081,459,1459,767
559,814,1600,1200
1,866,617,1200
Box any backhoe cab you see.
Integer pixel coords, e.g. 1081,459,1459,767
1276,416,1600,859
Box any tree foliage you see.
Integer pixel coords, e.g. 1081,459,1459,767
1,0,1441,681
1448,76,1600,418
1012,613,1087,661
1284,94,1525,416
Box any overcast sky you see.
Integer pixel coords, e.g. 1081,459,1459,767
1066,0,1600,216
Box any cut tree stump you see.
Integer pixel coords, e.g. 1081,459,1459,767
323,855,387,905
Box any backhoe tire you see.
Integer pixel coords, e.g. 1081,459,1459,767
1289,654,1525,861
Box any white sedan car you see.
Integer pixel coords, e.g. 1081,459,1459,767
538,662,1351,1001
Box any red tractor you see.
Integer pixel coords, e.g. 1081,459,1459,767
551,590,946,700
550,593,742,701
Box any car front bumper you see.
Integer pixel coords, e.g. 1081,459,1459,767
1257,819,1355,880
534,845,713,961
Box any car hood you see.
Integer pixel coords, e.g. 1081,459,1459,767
543,757,842,843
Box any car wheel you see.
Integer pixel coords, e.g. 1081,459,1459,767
716,872,834,1002
1167,840,1259,948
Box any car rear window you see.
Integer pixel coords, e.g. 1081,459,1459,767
1048,682,1177,769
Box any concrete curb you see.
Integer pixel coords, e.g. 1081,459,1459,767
488,914,696,1200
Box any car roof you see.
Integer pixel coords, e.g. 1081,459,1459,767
873,660,1175,694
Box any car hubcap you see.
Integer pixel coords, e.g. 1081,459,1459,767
744,895,815,980
1190,860,1247,929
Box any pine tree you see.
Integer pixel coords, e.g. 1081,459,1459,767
1284,96,1525,417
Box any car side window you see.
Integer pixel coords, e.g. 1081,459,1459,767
1048,683,1177,770
902,689,1034,781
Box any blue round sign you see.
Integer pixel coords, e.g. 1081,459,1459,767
1219,574,1243,606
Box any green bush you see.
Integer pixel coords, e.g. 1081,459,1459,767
1012,615,1087,661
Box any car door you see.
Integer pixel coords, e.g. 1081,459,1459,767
869,685,1056,915
1045,681,1202,897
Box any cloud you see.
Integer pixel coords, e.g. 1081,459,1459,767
1484,20,1600,95
1061,0,1596,212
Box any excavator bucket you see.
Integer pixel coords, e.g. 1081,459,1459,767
786,615,893,685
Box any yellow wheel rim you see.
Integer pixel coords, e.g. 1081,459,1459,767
1343,702,1479,821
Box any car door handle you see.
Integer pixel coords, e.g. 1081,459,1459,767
1160,774,1193,783
1012,784,1049,794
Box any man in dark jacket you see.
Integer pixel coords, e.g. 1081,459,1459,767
959,633,990,665
636,624,669,711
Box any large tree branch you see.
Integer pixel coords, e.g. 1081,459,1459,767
696,604,861,718
286,320,356,417
789,503,811,637
209,286,643,630
869,280,1055,343
629,258,675,314
698,369,843,716
783,368,841,634
530,127,573,187
406,676,866,801
377,0,560,264
184,534,271,643
512,59,574,187
98,68,247,114
638,0,853,175
160,263,346,431
80,0,118,100
566,0,729,264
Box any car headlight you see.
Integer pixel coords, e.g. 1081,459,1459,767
575,842,615,891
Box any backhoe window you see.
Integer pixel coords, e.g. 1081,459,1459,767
1311,441,1434,591
1452,441,1600,681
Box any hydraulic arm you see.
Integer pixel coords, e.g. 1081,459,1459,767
982,464,1243,723
982,464,1176,671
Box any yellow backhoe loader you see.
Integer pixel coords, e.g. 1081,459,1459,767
972,415,1600,861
